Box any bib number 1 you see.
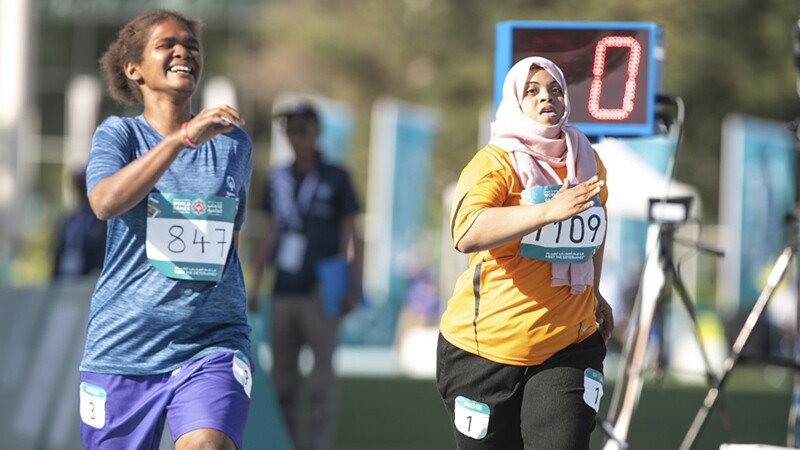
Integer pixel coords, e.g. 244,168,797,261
454,395,490,440
583,368,604,412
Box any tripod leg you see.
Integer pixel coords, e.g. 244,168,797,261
670,263,736,441
791,388,800,447
671,265,720,382
655,260,670,379
678,245,794,450
603,236,665,450
596,414,629,450
789,206,800,448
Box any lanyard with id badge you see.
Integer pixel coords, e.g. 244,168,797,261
519,184,606,263
274,170,320,274
145,192,237,282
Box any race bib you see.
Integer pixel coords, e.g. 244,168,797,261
454,395,490,440
79,382,106,429
146,193,237,282
519,184,606,263
583,368,604,412
232,351,253,398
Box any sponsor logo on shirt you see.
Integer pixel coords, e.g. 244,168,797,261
193,199,206,215
226,175,237,198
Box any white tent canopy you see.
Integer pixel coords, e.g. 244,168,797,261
595,137,703,221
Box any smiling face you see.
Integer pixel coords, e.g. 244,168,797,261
520,67,565,126
125,18,202,101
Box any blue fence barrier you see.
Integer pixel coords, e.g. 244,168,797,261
0,279,290,450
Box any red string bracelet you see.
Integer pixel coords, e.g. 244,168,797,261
181,122,198,148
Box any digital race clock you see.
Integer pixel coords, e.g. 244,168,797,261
494,21,664,137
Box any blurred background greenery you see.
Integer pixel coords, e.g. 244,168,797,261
6,0,800,285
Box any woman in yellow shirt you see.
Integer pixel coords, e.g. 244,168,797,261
436,56,614,450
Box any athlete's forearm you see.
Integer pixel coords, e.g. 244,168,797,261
456,204,553,253
89,132,186,220
457,177,603,254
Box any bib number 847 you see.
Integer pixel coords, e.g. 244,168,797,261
167,224,229,257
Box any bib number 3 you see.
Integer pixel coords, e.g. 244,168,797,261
232,351,253,398
454,395,490,440
79,382,107,429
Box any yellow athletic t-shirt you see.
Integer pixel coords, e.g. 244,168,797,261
439,144,608,366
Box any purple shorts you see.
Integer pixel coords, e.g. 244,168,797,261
79,351,252,450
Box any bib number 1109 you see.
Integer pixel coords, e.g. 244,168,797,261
520,185,606,263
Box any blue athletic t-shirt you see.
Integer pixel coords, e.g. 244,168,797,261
80,115,253,375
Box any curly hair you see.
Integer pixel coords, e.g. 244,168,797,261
99,10,202,104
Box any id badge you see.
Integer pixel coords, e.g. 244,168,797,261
276,231,307,273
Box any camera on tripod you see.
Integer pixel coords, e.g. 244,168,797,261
647,196,693,224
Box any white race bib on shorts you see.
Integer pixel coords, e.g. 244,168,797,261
232,351,253,398
79,382,107,429
583,368,604,412
454,395,490,440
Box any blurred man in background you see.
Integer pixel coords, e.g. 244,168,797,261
248,102,363,450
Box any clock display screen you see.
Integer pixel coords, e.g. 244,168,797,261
495,22,663,137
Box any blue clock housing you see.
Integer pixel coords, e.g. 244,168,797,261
494,21,664,137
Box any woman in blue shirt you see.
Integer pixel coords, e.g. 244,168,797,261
79,9,253,450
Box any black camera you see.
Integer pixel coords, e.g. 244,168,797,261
647,196,693,224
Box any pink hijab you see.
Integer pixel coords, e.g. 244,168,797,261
490,56,598,294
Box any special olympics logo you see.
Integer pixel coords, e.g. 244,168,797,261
192,199,206,215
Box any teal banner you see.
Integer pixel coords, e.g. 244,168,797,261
353,98,439,345
718,114,797,315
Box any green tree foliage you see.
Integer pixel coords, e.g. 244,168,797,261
238,0,800,222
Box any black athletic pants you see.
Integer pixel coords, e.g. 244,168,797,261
436,332,606,450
